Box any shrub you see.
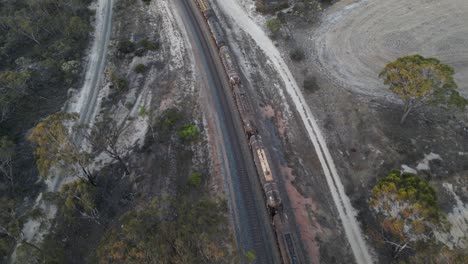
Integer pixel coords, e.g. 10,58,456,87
289,47,305,61
138,106,147,117
110,73,128,91
156,108,182,131
117,39,135,54
303,75,318,92
138,38,159,51
256,1,289,14
178,124,200,143
124,102,134,110
142,0,151,5
134,64,146,74
245,250,256,262
188,172,202,188
266,18,281,35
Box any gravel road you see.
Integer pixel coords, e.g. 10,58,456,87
311,0,468,98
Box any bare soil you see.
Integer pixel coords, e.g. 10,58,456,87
309,0,468,98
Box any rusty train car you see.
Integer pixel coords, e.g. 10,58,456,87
250,135,282,210
232,84,257,136
219,46,241,85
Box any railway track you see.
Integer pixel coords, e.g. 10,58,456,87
176,0,280,263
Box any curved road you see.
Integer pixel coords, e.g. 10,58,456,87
175,0,281,263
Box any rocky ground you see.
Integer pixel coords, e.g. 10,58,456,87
213,0,468,263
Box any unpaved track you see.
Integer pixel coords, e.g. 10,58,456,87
311,0,468,98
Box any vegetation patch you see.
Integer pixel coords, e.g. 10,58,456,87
290,47,305,61
178,123,200,143
368,170,466,261
187,172,202,188
96,195,234,263
380,54,467,124
256,0,289,14
134,64,146,74
266,18,282,36
138,38,159,51
117,39,136,54
303,75,319,92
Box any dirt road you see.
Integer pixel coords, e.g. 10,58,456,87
311,0,468,98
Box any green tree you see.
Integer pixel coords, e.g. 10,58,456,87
28,112,95,185
379,55,466,124
178,124,200,143
370,170,447,259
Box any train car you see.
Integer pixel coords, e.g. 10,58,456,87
219,46,241,84
207,16,226,47
195,0,213,18
250,135,282,210
273,213,302,264
232,84,257,136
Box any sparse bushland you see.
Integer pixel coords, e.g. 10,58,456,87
107,69,129,92
291,0,322,24
96,194,235,264
369,170,466,262
0,0,93,258
117,38,159,57
380,55,467,124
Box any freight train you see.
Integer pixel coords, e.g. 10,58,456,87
197,0,281,210
194,1,302,263
194,0,281,211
